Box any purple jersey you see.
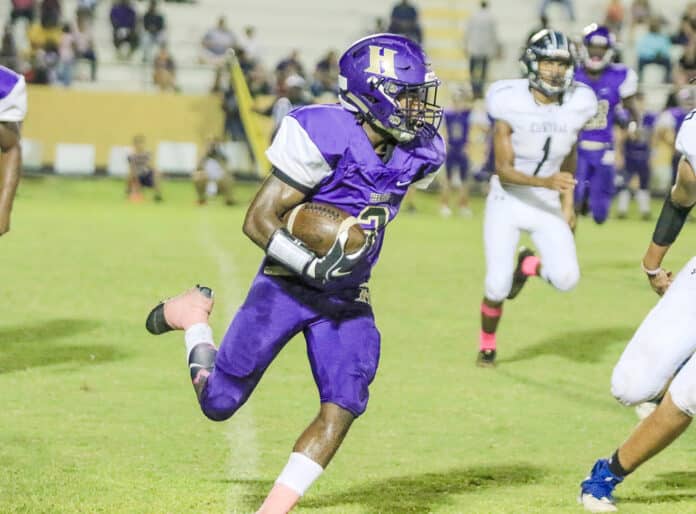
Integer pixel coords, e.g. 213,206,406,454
625,112,656,162
266,103,445,290
444,109,471,149
0,65,26,122
575,64,638,144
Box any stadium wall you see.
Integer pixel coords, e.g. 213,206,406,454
24,86,224,168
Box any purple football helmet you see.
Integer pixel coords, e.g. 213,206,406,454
581,24,615,72
338,33,443,142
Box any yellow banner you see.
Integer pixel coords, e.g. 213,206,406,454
228,56,271,175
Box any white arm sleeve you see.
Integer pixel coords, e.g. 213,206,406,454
412,167,441,190
676,112,696,170
265,116,333,191
0,75,27,122
619,68,639,99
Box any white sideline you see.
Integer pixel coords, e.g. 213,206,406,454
199,216,260,513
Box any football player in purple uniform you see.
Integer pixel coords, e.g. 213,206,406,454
615,92,656,220
145,34,445,513
574,24,639,224
0,66,27,236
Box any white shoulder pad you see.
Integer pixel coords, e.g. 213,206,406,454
0,72,27,122
676,111,696,170
619,68,639,99
570,82,599,122
265,116,332,192
485,79,523,121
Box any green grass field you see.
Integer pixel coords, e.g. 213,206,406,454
2,177,696,513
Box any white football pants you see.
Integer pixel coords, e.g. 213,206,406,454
483,182,579,302
612,256,696,416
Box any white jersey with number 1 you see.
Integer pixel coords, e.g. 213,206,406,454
485,78,598,209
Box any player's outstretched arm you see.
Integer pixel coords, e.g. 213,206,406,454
0,121,21,236
493,120,574,192
642,157,696,294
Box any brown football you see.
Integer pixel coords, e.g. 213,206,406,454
283,202,366,257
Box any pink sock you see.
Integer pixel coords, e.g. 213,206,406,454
256,483,300,514
521,255,541,277
480,330,496,351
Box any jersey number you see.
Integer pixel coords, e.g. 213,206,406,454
533,137,552,176
357,206,390,234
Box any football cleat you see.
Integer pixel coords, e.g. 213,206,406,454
579,459,623,512
476,349,496,368
145,285,214,335
507,247,535,300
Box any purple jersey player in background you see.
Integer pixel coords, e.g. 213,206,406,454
616,92,656,220
574,24,638,224
145,34,444,514
440,84,487,217
655,86,696,184
0,66,27,236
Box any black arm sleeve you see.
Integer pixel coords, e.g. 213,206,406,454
652,194,695,246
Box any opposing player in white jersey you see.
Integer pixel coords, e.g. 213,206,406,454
579,111,696,512
0,66,27,236
476,30,598,367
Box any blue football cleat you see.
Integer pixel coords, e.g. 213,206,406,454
579,459,623,512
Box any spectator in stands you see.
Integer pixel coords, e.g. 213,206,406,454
77,0,97,14
10,0,35,25
539,0,575,22
57,22,76,86
74,10,97,81
388,0,422,43
28,15,62,53
142,0,166,63
222,85,245,142
201,16,236,66
152,44,176,91
629,0,651,40
275,49,305,80
675,36,696,86
127,134,163,202
193,136,235,206
0,25,21,71
672,3,696,46
465,1,500,99
25,47,56,84
267,74,311,136
40,0,61,29
310,50,338,98
110,0,139,59
238,25,261,65
246,62,272,97
636,17,672,83
605,0,625,37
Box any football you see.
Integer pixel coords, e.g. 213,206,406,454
283,202,366,257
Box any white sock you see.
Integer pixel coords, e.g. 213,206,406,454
616,189,630,214
275,452,324,496
184,323,214,362
636,189,651,214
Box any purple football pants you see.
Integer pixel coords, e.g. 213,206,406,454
198,271,381,421
575,147,615,224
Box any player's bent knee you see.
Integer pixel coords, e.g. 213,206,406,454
549,269,579,292
200,396,245,422
484,275,513,302
611,363,665,406
669,377,696,417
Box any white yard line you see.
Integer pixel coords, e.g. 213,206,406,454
199,216,259,514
